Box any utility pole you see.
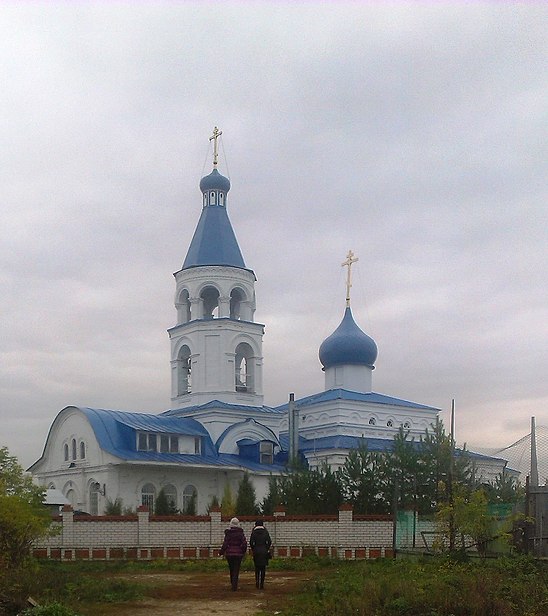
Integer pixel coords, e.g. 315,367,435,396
448,399,456,552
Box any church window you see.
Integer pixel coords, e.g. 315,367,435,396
235,342,254,393
369,417,376,425
403,421,411,429
79,441,86,459
177,345,192,395
210,191,215,205
141,483,156,511
219,192,224,205
260,441,274,465
230,288,244,320
182,485,197,514
386,420,393,427
64,444,69,461
160,435,179,453
137,433,158,452
201,286,220,319
194,437,201,454
71,439,77,460
203,194,207,207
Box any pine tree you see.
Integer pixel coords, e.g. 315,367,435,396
235,472,259,516
221,482,235,517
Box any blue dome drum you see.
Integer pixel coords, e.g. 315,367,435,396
319,307,378,369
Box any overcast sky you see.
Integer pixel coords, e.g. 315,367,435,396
1,2,546,470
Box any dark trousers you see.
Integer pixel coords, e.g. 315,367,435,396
255,564,266,589
226,556,243,590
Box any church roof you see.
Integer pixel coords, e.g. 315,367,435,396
65,407,285,473
181,167,247,270
275,388,440,412
162,399,286,416
319,307,378,369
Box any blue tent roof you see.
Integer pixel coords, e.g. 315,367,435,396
182,205,247,270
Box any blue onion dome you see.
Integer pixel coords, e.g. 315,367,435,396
319,307,378,369
199,168,231,194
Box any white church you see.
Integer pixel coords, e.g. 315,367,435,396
29,129,506,515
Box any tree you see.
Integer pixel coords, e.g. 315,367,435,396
0,447,51,568
221,482,235,517
235,472,259,516
338,443,389,513
104,498,123,515
155,488,178,515
260,475,280,516
435,486,496,556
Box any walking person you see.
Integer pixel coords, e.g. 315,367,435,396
249,519,272,590
219,517,247,591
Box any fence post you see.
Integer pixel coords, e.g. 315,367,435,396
137,505,150,547
209,507,222,555
61,504,74,546
338,503,353,559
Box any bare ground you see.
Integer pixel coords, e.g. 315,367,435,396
77,570,312,616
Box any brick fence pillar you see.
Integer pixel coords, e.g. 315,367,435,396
61,504,74,546
209,507,222,555
137,505,150,546
272,506,286,550
338,503,353,559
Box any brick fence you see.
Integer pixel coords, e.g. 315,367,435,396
31,504,394,561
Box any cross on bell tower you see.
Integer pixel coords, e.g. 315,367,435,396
209,126,222,167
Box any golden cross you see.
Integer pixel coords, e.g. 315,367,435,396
342,250,359,307
209,126,222,167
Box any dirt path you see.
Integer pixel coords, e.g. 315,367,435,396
78,570,312,615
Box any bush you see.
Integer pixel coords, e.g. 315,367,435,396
21,602,79,616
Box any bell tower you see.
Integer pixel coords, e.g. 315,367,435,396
168,128,265,408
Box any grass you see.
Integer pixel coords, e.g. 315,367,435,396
2,555,546,616
275,556,548,616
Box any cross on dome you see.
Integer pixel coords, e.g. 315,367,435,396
342,250,359,307
209,126,222,167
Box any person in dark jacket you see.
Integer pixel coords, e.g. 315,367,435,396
249,519,272,589
219,517,248,591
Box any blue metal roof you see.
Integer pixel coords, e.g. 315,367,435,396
77,408,286,472
319,307,377,368
274,389,440,412
279,433,397,453
182,200,247,270
162,399,286,416
79,408,217,458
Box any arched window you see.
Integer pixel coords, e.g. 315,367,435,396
79,441,86,459
210,191,215,205
235,342,254,393
369,417,376,426
163,484,177,511
64,444,69,461
177,345,192,395
219,193,224,205
182,485,197,515
71,439,77,460
66,489,76,507
230,288,245,320
201,286,219,319
386,420,393,428
141,483,156,511
177,289,191,323
203,194,207,207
